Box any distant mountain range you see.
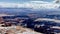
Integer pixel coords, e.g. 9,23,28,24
0,8,59,15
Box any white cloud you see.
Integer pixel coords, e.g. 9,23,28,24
18,1,60,9
0,2,19,8
30,1,49,4
0,1,59,9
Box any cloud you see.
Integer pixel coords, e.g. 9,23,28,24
0,1,59,9
0,2,19,8
17,1,50,8
53,0,60,3
30,1,49,4
18,1,60,9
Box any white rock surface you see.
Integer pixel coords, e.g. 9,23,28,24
0,26,42,34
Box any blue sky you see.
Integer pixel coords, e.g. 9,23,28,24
0,0,59,9
0,0,54,3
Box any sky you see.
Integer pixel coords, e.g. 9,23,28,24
0,0,59,9
0,0,54,3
